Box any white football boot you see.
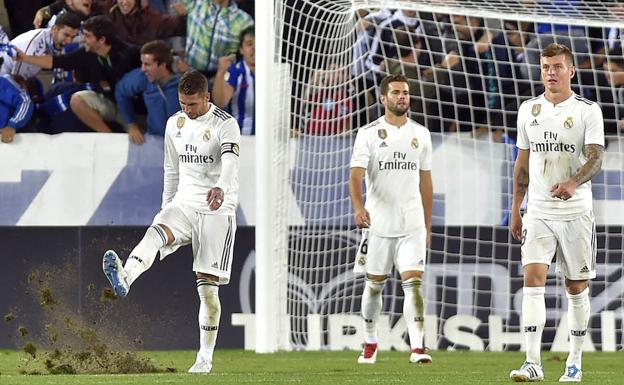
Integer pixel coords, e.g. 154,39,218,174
188,352,212,374
510,362,544,382
558,364,582,382
409,348,432,363
102,250,130,297
357,343,377,364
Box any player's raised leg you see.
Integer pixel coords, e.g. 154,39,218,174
358,275,385,364
102,224,169,297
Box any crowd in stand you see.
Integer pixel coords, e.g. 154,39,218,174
303,3,624,140
0,0,255,143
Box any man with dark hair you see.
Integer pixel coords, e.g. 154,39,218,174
510,43,604,383
15,15,141,133
103,70,241,374
212,25,255,134
115,40,181,143
1,11,82,79
350,73,433,365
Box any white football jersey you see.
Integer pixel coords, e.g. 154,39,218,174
351,116,432,237
1,28,61,79
163,104,241,215
517,93,604,220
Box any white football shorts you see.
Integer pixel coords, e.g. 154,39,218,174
520,211,596,280
153,202,236,284
359,228,427,276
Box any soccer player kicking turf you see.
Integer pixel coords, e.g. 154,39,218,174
102,70,240,374
349,74,433,364
509,44,604,383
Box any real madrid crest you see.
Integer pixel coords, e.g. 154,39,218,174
411,137,419,149
531,104,541,117
176,116,185,128
202,129,211,142
378,129,387,140
564,116,573,129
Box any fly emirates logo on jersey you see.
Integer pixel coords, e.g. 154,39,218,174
530,131,576,153
378,151,419,171
178,144,215,164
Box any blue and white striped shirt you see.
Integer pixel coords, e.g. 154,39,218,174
226,58,255,135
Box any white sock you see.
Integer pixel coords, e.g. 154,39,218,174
362,278,385,344
566,287,590,369
123,225,167,285
197,279,220,361
402,277,425,350
522,286,546,365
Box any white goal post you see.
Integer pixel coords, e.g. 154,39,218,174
255,0,624,353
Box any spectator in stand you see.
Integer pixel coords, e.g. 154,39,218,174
365,9,420,76
176,0,253,78
33,0,93,28
212,26,255,135
15,15,141,133
115,40,180,144
5,0,51,36
304,63,353,135
0,74,34,143
603,47,624,134
1,12,82,80
37,0,187,46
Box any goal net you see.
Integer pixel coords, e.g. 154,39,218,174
260,0,624,352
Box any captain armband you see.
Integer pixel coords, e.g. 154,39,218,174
221,142,240,156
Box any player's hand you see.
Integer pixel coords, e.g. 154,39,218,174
550,180,577,201
207,187,225,211
510,209,523,241
354,208,371,228
1,127,16,143
13,47,25,62
127,123,145,145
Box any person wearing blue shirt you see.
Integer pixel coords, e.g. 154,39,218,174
0,74,34,143
115,40,181,144
212,26,255,135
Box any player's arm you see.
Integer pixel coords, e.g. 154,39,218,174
511,149,529,241
208,119,240,210
551,143,604,200
419,170,433,246
349,167,370,228
162,124,180,208
14,48,53,69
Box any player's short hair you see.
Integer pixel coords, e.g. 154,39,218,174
607,46,624,68
179,70,208,96
541,43,575,66
54,11,82,30
380,74,409,96
83,15,117,45
141,40,173,71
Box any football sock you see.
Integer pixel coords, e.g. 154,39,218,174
362,278,385,344
566,287,590,369
522,286,546,365
123,225,167,285
402,277,425,350
197,278,220,360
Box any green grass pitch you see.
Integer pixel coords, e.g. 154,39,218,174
0,350,621,384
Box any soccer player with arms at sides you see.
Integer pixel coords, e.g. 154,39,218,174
102,70,240,374
349,74,433,364
509,43,604,383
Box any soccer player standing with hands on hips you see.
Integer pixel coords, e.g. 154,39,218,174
103,70,240,374
349,74,433,364
509,43,604,383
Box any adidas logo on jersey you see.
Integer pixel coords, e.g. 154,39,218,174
379,141,388,147
212,262,219,268
530,119,539,126
580,265,590,273
175,130,182,138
